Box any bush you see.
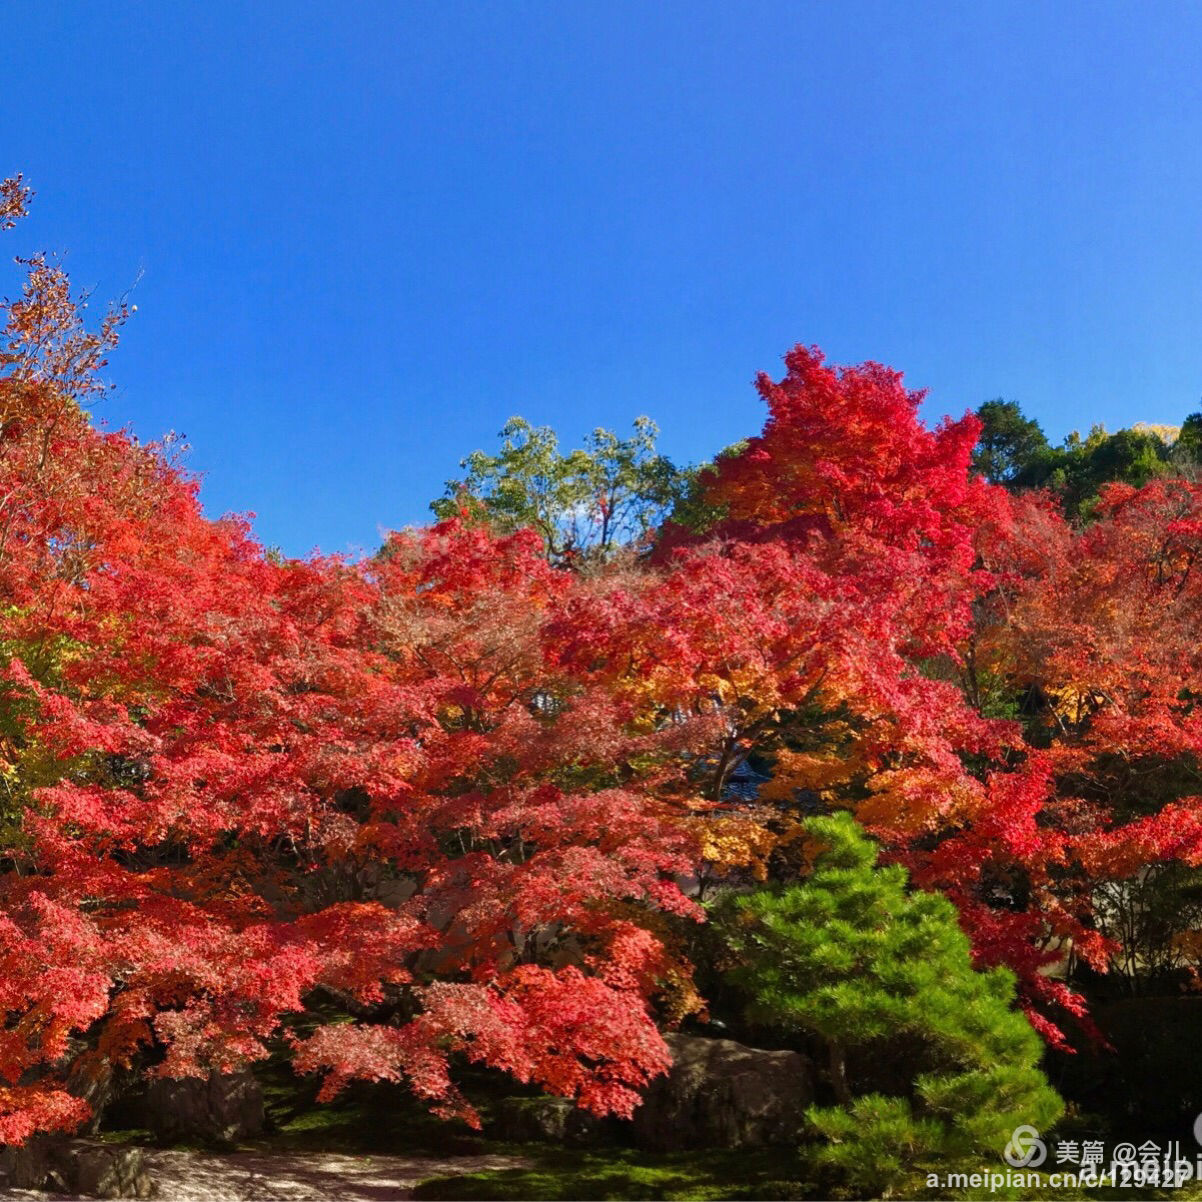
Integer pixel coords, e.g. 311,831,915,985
718,813,1063,1197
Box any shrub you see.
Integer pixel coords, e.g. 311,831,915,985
719,813,1064,1197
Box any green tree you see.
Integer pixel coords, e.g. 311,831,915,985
718,813,1062,1198
1074,427,1172,503
1176,412,1202,464
992,415,1175,516
431,416,686,564
972,399,1050,485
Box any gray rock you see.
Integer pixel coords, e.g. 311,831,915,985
1,1136,152,1198
144,1069,264,1146
630,1032,814,1150
70,1141,154,1199
492,1096,606,1145
4,1133,69,1191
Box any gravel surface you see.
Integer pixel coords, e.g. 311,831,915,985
1,1148,527,1201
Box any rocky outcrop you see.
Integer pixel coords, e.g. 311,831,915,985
491,1096,609,1145
70,1142,155,1199
144,1069,264,1146
630,1032,814,1150
2,1135,153,1198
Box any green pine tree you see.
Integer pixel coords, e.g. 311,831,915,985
718,813,1063,1198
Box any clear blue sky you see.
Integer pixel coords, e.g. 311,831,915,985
7,2,1202,554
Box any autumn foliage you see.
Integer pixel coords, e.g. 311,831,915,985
2,177,1202,1143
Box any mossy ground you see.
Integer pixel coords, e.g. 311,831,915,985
92,1057,1202,1200
411,1146,810,1201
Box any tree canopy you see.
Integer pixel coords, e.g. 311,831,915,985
431,416,688,565
3,180,1202,1153
718,813,1062,1196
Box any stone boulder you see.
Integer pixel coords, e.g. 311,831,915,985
2,1134,67,1192
492,1096,609,1145
144,1069,264,1146
1,1136,152,1198
71,1142,155,1199
630,1033,814,1150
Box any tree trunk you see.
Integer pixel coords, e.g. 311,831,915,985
828,1039,851,1105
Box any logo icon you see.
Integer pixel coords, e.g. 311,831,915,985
1004,1125,1047,1168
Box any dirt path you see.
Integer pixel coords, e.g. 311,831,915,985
4,1149,525,1201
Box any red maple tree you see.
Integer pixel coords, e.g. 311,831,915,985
2,179,1200,1143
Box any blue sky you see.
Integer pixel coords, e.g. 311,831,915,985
6,2,1202,554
